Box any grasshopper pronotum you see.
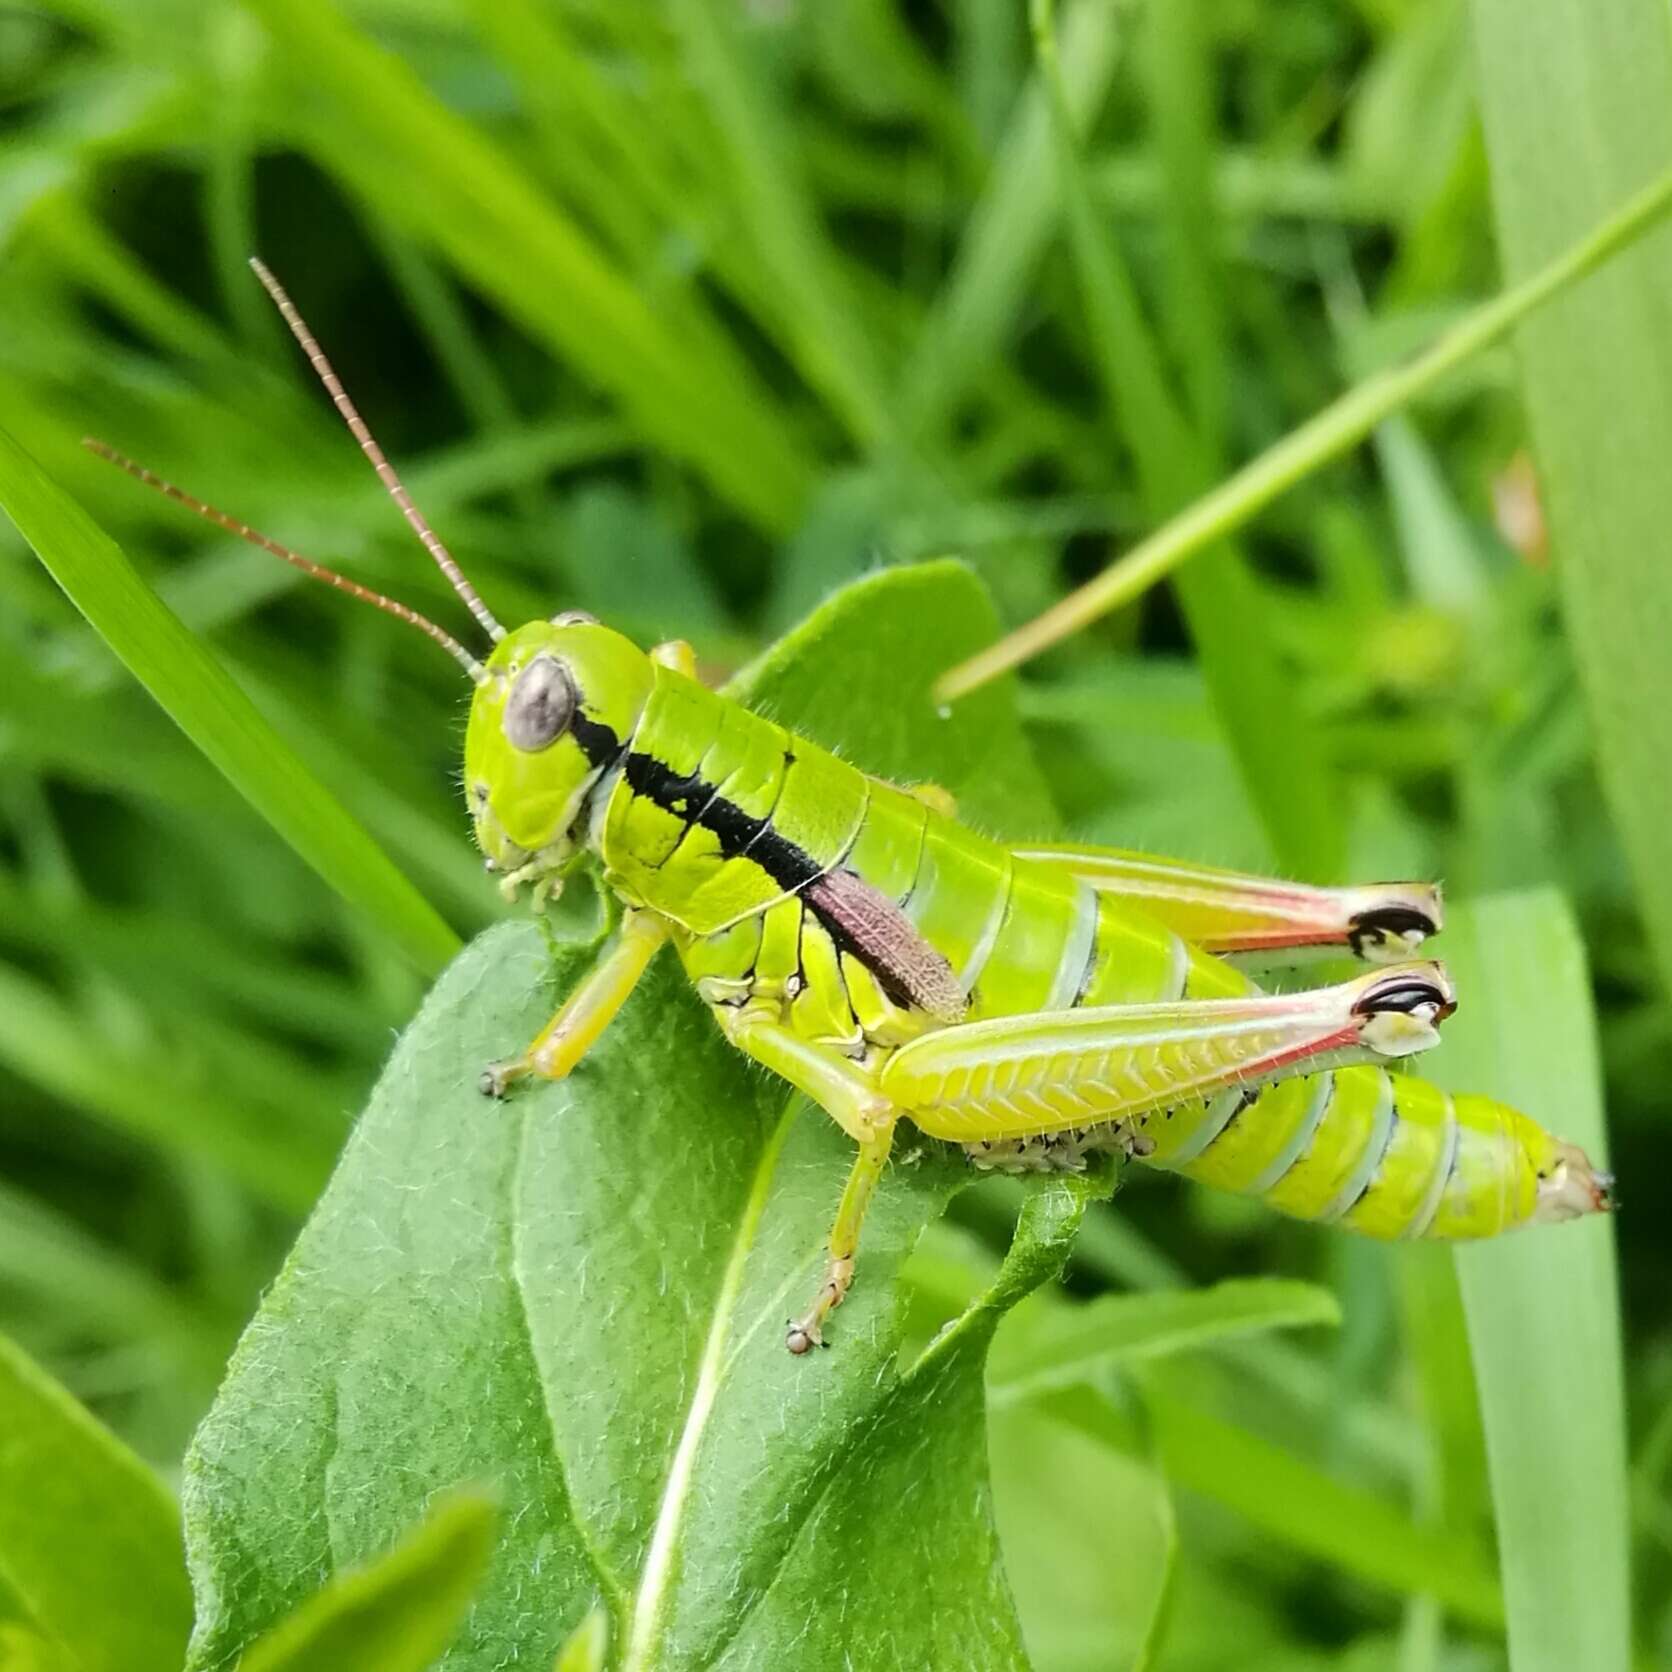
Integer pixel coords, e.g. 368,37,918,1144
89,262,1612,1354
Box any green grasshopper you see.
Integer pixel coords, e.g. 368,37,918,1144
91,262,1613,1354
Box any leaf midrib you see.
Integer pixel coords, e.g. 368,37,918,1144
619,1092,803,1672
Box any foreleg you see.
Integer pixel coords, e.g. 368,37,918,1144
480,911,670,1096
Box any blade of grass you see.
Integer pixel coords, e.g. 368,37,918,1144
1428,892,1629,1670
462,0,673,266
988,1277,1340,1404
0,1178,222,1365
1038,1381,1504,1628
902,0,1126,440
1143,0,1227,440
0,422,461,975
669,0,897,452
0,1328,192,1672
0,962,336,1211
1397,1246,1490,1552
242,0,815,536
935,159,1672,699
1469,0,1672,1000
1032,0,1344,878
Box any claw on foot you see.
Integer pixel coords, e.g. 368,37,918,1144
786,1261,853,1356
784,1319,824,1355
479,1061,520,1098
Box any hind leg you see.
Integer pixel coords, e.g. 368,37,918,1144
1011,844,1441,963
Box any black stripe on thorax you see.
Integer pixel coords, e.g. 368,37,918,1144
623,748,822,894
571,711,625,770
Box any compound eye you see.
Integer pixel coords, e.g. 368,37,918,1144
503,655,574,752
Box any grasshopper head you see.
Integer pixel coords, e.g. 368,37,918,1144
465,615,652,901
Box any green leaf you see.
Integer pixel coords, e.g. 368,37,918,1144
0,1328,192,1672
183,564,1071,1671
1427,892,1629,1670
987,1277,1341,1404
0,1625,76,1672
989,1402,1178,1672
1469,0,1672,1000
238,1493,496,1672
551,1607,609,1672
0,421,460,977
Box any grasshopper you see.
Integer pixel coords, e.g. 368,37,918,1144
90,261,1613,1354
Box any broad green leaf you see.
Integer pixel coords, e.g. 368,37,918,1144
0,1329,192,1672
987,1277,1341,1404
238,1493,496,1672
690,1169,1114,1672
1469,0,1672,1001
0,1625,75,1672
0,421,460,977
184,565,1073,1671
1428,893,1628,1670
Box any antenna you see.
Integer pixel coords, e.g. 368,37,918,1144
83,439,488,684
248,256,506,644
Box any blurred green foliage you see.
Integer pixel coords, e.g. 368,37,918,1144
0,0,1669,1668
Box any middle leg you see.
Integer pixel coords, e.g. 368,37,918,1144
715,1006,901,1351
785,1121,897,1353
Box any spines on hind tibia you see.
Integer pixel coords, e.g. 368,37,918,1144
1125,1070,1611,1239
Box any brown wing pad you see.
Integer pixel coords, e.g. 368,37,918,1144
805,869,968,1024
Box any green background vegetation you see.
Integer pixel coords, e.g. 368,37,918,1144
0,0,1668,1667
